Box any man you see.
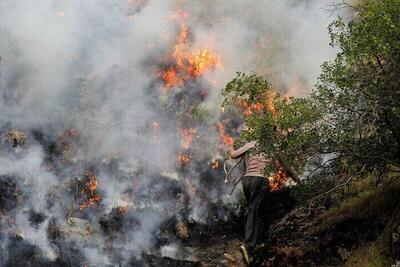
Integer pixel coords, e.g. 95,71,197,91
230,140,271,265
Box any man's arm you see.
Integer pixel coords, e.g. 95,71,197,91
230,141,257,159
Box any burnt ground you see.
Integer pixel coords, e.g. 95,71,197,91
2,174,398,267
149,188,297,267
2,129,398,267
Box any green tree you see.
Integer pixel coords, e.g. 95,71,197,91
222,0,400,188
315,0,400,178
222,73,321,178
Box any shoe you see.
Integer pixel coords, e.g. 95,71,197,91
239,245,251,266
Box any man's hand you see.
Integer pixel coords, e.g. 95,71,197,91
227,149,233,159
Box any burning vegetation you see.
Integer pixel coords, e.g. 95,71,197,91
156,11,221,93
0,1,322,267
1,0,399,266
79,172,102,210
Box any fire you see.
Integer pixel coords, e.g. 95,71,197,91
86,178,97,194
235,88,278,118
217,123,234,150
180,128,196,149
239,100,264,116
189,49,221,77
156,21,221,92
80,172,102,210
268,163,288,192
178,153,192,165
267,89,277,116
210,159,220,169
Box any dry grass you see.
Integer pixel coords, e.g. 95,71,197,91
342,226,391,267
317,176,400,231
314,175,400,266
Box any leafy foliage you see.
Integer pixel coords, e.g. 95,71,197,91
315,0,400,176
222,72,322,176
222,0,400,187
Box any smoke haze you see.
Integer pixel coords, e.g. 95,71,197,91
0,0,342,265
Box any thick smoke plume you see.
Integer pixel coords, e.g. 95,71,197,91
0,0,340,265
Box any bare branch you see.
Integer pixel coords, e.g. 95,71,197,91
310,176,353,201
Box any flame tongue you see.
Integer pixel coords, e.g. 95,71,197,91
80,172,102,210
269,163,288,191
217,123,234,150
157,23,221,92
180,128,196,149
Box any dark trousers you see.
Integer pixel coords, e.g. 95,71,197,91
242,176,271,251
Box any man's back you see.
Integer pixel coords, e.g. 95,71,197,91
230,141,270,178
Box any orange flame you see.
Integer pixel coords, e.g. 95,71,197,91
80,172,102,210
267,89,277,116
178,153,192,165
239,100,264,116
180,128,196,149
268,163,288,191
217,123,234,150
157,22,221,92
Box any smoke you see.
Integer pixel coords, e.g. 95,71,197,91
0,0,343,265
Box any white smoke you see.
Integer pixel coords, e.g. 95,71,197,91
0,0,345,265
